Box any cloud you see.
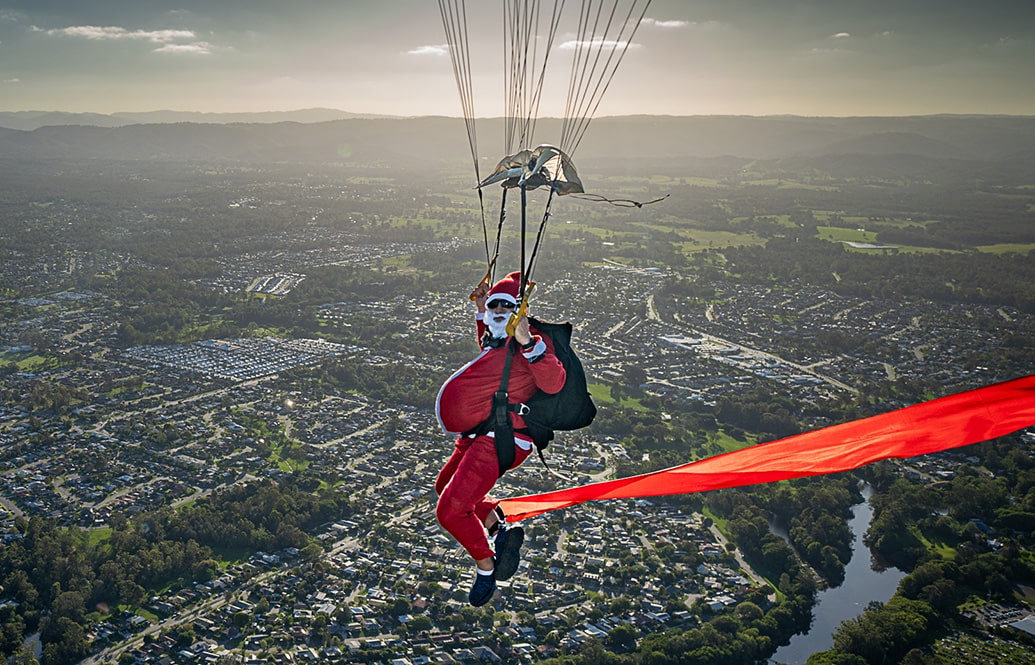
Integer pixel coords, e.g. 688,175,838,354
407,44,449,57
154,42,213,55
641,18,730,34
3,78,19,84
559,39,641,51
46,25,195,42
642,18,692,29
832,32,851,39
40,24,213,55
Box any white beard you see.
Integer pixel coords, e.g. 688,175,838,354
486,312,511,339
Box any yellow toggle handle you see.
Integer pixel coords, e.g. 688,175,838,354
469,268,493,301
505,280,536,336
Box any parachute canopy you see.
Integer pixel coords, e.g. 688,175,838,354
498,374,1035,522
438,1,658,292
478,144,585,195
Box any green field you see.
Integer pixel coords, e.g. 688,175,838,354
6,351,59,372
676,231,767,253
976,243,1035,254
816,225,878,243
588,381,649,411
87,527,113,548
732,214,796,227
709,429,755,454
743,178,839,191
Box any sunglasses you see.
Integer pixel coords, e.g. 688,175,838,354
486,299,518,310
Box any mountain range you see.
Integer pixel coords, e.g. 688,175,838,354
0,108,388,131
1,111,1033,175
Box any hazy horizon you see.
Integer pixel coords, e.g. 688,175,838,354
5,107,1035,121
1,1,1033,117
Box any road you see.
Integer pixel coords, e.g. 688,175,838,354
708,524,772,595
648,290,859,396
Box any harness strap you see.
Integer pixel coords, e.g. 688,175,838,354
492,340,517,476
460,341,546,477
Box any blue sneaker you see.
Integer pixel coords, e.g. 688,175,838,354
493,523,524,581
469,572,496,606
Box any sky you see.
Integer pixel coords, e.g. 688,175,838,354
1,0,1033,117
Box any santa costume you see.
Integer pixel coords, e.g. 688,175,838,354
435,271,565,574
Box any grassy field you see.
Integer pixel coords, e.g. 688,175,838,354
588,382,615,405
674,176,724,187
588,381,649,412
87,527,113,548
915,527,958,560
8,351,60,372
732,214,796,227
702,505,727,533
742,178,840,191
675,231,767,253
708,429,755,454
815,226,878,244
976,243,1035,254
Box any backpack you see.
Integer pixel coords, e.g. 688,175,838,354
472,317,597,476
521,317,597,450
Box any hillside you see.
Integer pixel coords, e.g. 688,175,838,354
0,108,392,131
0,115,1033,179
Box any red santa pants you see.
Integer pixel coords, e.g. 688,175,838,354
435,433,532,561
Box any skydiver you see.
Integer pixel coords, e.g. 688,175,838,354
434,271,566,606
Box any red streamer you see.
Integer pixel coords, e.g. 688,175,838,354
499,374,1035,522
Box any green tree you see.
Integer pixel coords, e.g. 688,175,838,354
39,617,87,665
408,615,433,633
606,623,638,652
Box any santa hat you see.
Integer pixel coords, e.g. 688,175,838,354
487,271,522,305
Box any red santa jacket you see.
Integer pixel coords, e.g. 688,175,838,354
436,320,566,434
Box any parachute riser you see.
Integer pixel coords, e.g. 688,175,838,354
520,183,527,304
507,183,530,337
505,181,554,337
441,0,656,290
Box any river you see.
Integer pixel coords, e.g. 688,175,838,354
769,485,906,664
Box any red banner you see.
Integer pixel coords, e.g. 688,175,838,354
499,374,1035,522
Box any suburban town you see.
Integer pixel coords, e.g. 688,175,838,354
2,218,1034,665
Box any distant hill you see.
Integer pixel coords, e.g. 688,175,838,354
584,115,1035,162
0,108,395,131
0,118,462,165
802,131,965,159
0,114,1033,176
0,111,130,130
